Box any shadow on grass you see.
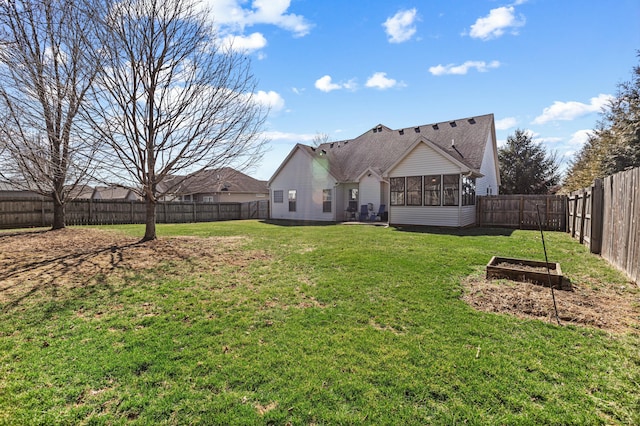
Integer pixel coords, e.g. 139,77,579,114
260,219,338,227
391,225,516,237
0,232,146,315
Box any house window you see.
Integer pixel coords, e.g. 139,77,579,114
323,189,332,213
443,174,460,206
390,177,405,206
406,176,422,206
203,196,214,203
273,190,284,203
424,175,441,206
348,188,358,212
288,189,296,212
462,177,476,206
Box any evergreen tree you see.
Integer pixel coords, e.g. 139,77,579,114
563,51,640,192
498,129,560,194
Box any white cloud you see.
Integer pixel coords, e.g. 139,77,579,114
262,130,315,142
532,94,612,124
365,72,405,90
468,6,525,40
219,32,267,53
535,136,563,145
315,75,342,92
204,0,312,37
495,117,518,130
253,90,285,112
383,8,418,43
568,129,594,146
314,75,357,92
429,60,500,76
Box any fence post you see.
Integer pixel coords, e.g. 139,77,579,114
579,189,588,244
519,196,524,229
590,179,604,254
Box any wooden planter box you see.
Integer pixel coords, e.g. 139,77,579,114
486,256,569,290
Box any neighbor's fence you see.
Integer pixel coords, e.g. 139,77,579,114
476,194,567,231
0,198,269,229
569,167,640,283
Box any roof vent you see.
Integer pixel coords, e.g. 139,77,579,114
330,143,334,148
468,118,476,124
432,124,439,130
372,128,377,133
399,129,404,135
377,126,383,132
414,127,420,133
450,121,457,127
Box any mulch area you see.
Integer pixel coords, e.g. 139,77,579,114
462,272,640,334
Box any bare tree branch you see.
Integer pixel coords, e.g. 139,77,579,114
85,0,268,240
0,0,101,229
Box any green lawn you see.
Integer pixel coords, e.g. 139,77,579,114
1,221,638,425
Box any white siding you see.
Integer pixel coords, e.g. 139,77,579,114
460,205,476,227
391,143,461,176
388,143,464,226
477,133,500,196
270,149,336,221
390,206,460,226
359,174,381,212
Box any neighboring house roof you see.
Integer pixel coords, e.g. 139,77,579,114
66,185,96,199
271,113,495,184
161,167,268,196
94,186,138,200
66,184,139,200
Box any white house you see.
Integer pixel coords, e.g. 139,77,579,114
268,113,500,227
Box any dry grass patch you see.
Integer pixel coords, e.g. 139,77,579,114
0,227,267,308
462,270,640,334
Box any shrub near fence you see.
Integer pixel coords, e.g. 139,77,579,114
0,198,269,229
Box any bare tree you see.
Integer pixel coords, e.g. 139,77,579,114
0,0,100,229
312,132,330,148
87,0,267,241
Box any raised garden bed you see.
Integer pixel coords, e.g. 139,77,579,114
486,256,570,290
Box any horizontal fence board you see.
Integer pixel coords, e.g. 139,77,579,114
571,167,639,283
0,198,269,229
477,195,566,231
600,168,639,283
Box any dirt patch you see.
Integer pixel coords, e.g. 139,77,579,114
0,228,268,308
462,272,640,334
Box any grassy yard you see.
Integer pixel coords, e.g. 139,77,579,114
1,221,638,425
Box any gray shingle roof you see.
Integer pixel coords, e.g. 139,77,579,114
301,113,494,182
163,167,268,195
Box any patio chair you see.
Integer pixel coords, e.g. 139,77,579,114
359,204,369,221
376,204,386,221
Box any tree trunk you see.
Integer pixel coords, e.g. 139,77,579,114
142,196,157,241
52,194,66,230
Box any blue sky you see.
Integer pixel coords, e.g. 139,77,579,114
203,0,640,181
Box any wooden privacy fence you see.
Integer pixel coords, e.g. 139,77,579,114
569,167,640,283
568,180,604,254
476,195,567,231
0,198,269,229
